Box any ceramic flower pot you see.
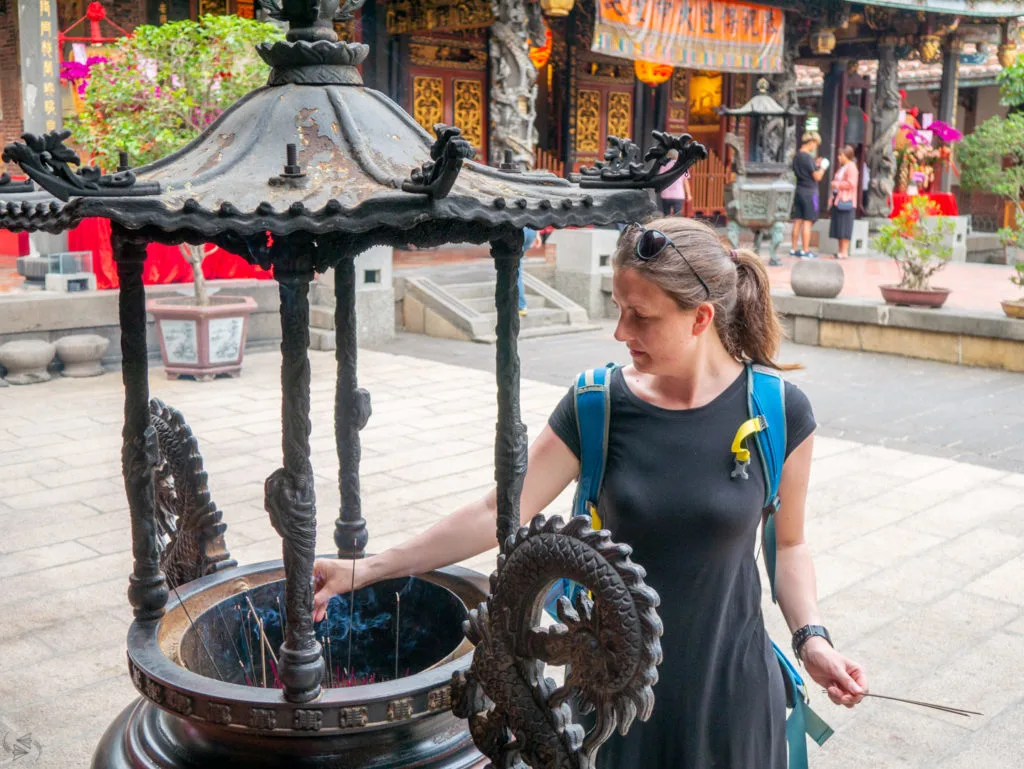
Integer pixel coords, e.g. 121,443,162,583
1001,299,1024,319
147,294,257,381
879,285,950,309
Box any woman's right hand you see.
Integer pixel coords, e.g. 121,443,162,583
312,556,381,622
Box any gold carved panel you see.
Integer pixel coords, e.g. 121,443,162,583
453,79,484,152
409,38,487,70
669,106,687,123
412,76,445,134
671,69,688,103
576,90,601,154
607,92,632,141
387,0,493,35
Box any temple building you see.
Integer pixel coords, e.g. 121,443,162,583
2,0,1024,221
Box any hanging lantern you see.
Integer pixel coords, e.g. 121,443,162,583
998,43,1018,68
539,0,575,18
528,25,552,70
634,60,674,87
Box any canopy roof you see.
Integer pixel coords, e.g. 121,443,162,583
2,12,706,258
719,78,807,117
859,0,1024,18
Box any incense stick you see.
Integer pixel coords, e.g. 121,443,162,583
169,582,225,681
346,551,356,676
394,592,401,681
821,689,982,717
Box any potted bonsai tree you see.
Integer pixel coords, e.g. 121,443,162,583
872,196,954,308
67,15,282,379
1002,262,1024,319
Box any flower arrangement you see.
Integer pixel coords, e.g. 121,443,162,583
894,120,963,194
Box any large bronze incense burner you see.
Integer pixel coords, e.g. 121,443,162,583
2,1,702,764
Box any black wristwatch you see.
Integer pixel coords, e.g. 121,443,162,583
792,624,833,661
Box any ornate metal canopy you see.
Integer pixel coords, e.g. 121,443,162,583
3,24,704,261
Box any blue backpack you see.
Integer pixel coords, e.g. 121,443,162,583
544,363,833,769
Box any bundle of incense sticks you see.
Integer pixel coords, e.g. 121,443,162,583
822,689,982,718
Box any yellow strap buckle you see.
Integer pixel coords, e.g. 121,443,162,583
731,416,767,480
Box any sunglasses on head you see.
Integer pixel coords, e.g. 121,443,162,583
627,223,711,299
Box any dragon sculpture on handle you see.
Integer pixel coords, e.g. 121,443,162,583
150,398,236,589
452,514,662,769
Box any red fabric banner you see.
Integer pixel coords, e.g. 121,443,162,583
68,218,274,289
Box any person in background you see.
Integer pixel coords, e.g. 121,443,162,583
790,131,828,259
519,227,541,316
659,149,692,216
829,145,858,259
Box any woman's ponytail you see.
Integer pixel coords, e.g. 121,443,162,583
727,248,783,368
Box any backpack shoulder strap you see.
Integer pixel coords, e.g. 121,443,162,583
573,364,615,526
747,363,787,603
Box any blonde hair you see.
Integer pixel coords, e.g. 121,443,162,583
801,131,822,146
615,218,783,368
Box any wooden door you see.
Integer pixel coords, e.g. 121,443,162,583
573,83,634,172
409,68,486,161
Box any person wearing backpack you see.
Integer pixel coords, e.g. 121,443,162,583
312,217,867,768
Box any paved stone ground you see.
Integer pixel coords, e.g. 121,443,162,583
374,323,1024,475
1,345,1023,768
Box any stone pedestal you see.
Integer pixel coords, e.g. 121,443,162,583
55,334,110,377
45,272,97,293
0,339,56,384
812,219,870,257
312,246,395,347
549,228,621,320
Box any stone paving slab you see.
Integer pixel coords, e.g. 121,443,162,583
0,348,1022,768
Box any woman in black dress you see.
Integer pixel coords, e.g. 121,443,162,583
312,217,867,767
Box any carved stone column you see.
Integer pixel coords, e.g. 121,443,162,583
937,38,961,193
865,39,900,220
333,254,371,558
114,229,168,622
265,250,324,703
489,0,542,168
492,231,528,550
764,33,800,169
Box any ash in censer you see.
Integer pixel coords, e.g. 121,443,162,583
179,577,468,689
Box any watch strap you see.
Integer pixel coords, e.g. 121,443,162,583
792,624,833,660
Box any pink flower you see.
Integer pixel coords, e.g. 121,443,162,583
928,120,963,143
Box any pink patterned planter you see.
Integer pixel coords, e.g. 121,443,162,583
147,294,257,381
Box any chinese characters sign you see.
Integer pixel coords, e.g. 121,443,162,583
592,0,784,74
17,0,63,134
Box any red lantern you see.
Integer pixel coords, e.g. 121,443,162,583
634,60,673,87
529,26,553,70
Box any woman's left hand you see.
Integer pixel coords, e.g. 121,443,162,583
800,637,868,708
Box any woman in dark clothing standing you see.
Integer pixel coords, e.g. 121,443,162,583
312,217,868,768
790,131,828,259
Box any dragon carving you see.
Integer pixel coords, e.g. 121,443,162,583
865,42,900,219
452,514,662,769
150,398,236,589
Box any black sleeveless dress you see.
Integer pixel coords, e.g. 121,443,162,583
547,367,816,769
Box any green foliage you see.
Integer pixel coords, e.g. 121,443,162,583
1011,262,1024,294
872,196,954,291
997,54,1024,111
67,15,282,171
958,113,1024,202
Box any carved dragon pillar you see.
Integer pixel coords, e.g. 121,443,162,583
865,38,900,220
489,0,543,168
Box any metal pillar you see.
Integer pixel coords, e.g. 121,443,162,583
865,39,900,220
265,251,324,703
492,231,528,552
334,254,371,558
938,38,961,193
113,230,168,622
